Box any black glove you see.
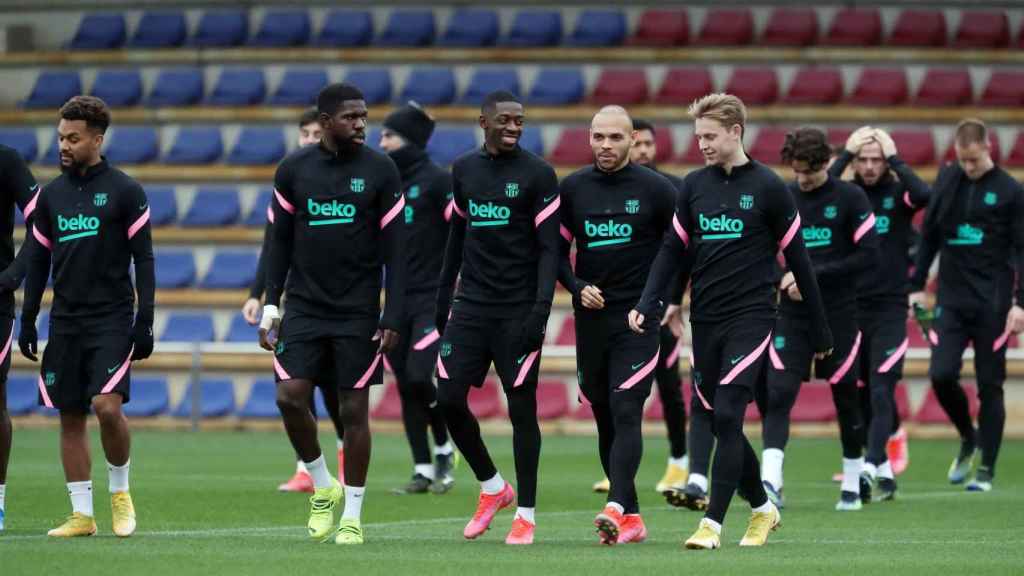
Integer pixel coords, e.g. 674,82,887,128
518,302,551,355
18,316,38,362
435,286,453,335
131,320,154,361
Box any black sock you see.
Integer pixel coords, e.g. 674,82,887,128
762,371,801,450
866,374,898,465
507,386,541,508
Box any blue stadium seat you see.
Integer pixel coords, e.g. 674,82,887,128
206,68,266,106
201,250,258,289
130,11,187,47
227,127,285,165
147,68,204,106
317,10,373,46
225,312,256,342
504,11,562,46
568,10,626,46
161,312,215,342
173,379,236,418
123,377,170,417
528,68,585,105
155,251,196,288
69,13,126,49
41,133,60,165
365,128,383,152
37,311,50,342
0,130,38,163
378,10,435,46
440,9,499,46
104,127,159,164
6,376,38,415
146,186,178,226
518,129,544,157
90,69,143,107
23,71,81,109
461,68,521,106
427,128,477,166
250,10,310,47
238,379,279,418
192,10,248,47
164,127,223,164
344,69,392,105
399,68,456,106
270,68,327,106
313,388,329,418
182,188,241,227
245,188,272,226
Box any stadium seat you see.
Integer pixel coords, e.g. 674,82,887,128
164,127,223,164
827,127,854,150
568,10,626,46
245,188,272,227
503,11,562,46
207,68,266,106
890,130,936,165
915,382,979,423
399,68,456,106
192,10,248,47
316,10,373,46
848,68,908,106
725,68,779,105
250,10,310,47
821,8,882,46
238,380,280,418
652,128,674,164
225,312,256,343
201,250,258,289
182,188,241,227
468,380,503,420
344,68,392,105
426,128,477,167
536,380,569,420
783,67,843,104
572,397,594,421
954,11,1010,48
749,127,790,164
678,138,705,164
762,8,819,46
790,382,837,422
131,11,187,47
628,10,688,46
23,71,81,109
37,311,50,341
980,71,1024,106
440,9,499,47
41,133,60,165
147,68,204,107
5,376,37,415
227,127,286,165
527,68,585,105
123,377,170,417
518,129,545,158
548,128,592,165
894,382,912,421
70,13,126,49
378,10,435,46
161,313,216,342
654,67,714,105
370,382,403,420
697,9,754,45
104,127,159,165
590,68,648,105
554,315,575,346
147,186,178,226
461,69,521,106
0,130,38,163
915,68,973,107
270,68,328,106
643,389,664,421
90,69,143,107
173,379,236,418
1004,132,1024,167
155,250,196,287
889,10,947,46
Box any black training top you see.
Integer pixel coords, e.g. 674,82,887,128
0,145,39,316
389,145,452,297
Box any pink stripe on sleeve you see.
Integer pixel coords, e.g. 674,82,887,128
127,208,151,239
450,199,466,220
380,195,405,229
993,329,1011,352
444,200,454,222
23,187,40,219
672,214,689,248
560,224,573,243
778,214,801,252
769,345,785,370
436,356,450,380
534,196,560,228
32,224,52,250
266,204,275,224
853,214,876,244
274,189,295,214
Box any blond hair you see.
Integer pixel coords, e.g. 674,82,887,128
688,93,747,132
954,118,988,147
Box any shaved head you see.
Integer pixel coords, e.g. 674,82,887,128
590,106,636,172
592,105,632,131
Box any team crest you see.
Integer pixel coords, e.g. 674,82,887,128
275,341,285,355
440,342,452,357
739,194,753,210
774,336,786,350
505,182,519,198
93,193,108,207
407,185,421,199
824,205,837,219
882,197,895,210
625,199,640,214
350,178,365,193
984,191,997,206
44,371,56,387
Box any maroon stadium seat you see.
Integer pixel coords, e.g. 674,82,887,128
1005,132,1024,167
762,8,818,46
749,127,790,164
890,130,936,165
554,315,576,346
536,380,569,420
724,68,779,105
572,397,594,420
888,10,947,46
848,68,909,106
822,8,881,46
697,8,754,46
827,128,853,149
791,382,838,422
644,390,664,421
628,9,688,46
548,128,594,165
591,68,649,105
915,68,973,106
941,133,1001,164
979,71,1024,106
654,67,714,106
745,401,761,422
954,11,1010,48
469,379,504,419
653,127,674,164
915,382,979,423
894,382,912,421
370,381,403,420
679,137,705,164
784,67,844,104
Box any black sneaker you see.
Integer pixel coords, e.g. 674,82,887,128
665,482,708,511
859,472,873,504
431,452,457,494
876,477,897,501
392,473,432,495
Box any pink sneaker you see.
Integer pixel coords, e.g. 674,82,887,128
594,505,624,546
505,516,535,545
887,427,909,476
463,483,515,539
617,514,647,544
277,470,314,493
337,447,345,485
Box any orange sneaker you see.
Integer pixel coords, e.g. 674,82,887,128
463,483,515,539
594,505,624,546
337,447,346,485
278,470,314,493
505,516,535,545
617,514,647,544
887,427,909,476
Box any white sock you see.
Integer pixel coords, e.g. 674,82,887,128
434,442,454,456
0,484,5,510
304,455,333,490
336,439,344,451
701,517,722,534
341,485,365,521
862,461,878,481
414,464,435,479
761,448,785,490
669,455,689,469
515,507,535,524
480,472,505,495
877,461,894,480
688,473,709,492
107,460,130,494
842,457,863,494
67,481,94,517
751,500,773,514
605,501,624,514
295,460,307,474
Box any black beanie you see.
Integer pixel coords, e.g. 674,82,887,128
383,101,435,150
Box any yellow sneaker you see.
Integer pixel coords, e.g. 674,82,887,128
655,462,689,493
739,504,781,547
111,492,137,537
684,518,721,550
592,477,610,493
334,518,364,545
307,478,343,541
47,512,97,538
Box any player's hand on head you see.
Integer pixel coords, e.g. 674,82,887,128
242,298,261,325
874,129,898,158
258,305,281,351
130,322,154,361
18,319,38,361
1006,305,1024,334
579,284,605,310
845,126,875,154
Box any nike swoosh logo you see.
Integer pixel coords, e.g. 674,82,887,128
517,354,527,364
631,362,646,370
139,203,148,210
544,194,557,203
423,327,435,334
730,355,745,365
860,213,870,220
108,366,120,374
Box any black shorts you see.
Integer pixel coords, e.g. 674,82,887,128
435,305,540,392
858,304,909,381
575,307,660,405
385,292,440,385
690,315,774,412
0,316,13,384
38,314,134,413
929,304,1009,384
273,311,382,390
770,313,860,384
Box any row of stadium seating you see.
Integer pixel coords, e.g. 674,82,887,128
63,8,1023,50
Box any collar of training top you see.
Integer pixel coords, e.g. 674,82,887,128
709,157,757,177
61,156,110,182
476,144,521,160
316,139,363,162
388,144,429,174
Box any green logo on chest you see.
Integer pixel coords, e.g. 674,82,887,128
774,336,786,350
57,214,100,242
625,199,640,214
949,223,984,246
882,197,895,211
984,191,997,206
505,182,519,198
307,198,356,226
93,193,107,207
803,226,832,248
45,371,56,387
824,205,837,219
468,199,510,227
875,215,891,235
350,178,365,193
739,194,753,210
407,185,421,199
440,342,452,357
698,213,744,240
404,205,414,224
585,219,632,248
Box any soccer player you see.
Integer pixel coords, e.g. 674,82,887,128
434,90,559,545
19,96,154,537
243,108,346,494
629,94,832,549
760,128,879,511
259,83,406,544
378,102,457,495
829,126,931,489
909,118,1024,492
